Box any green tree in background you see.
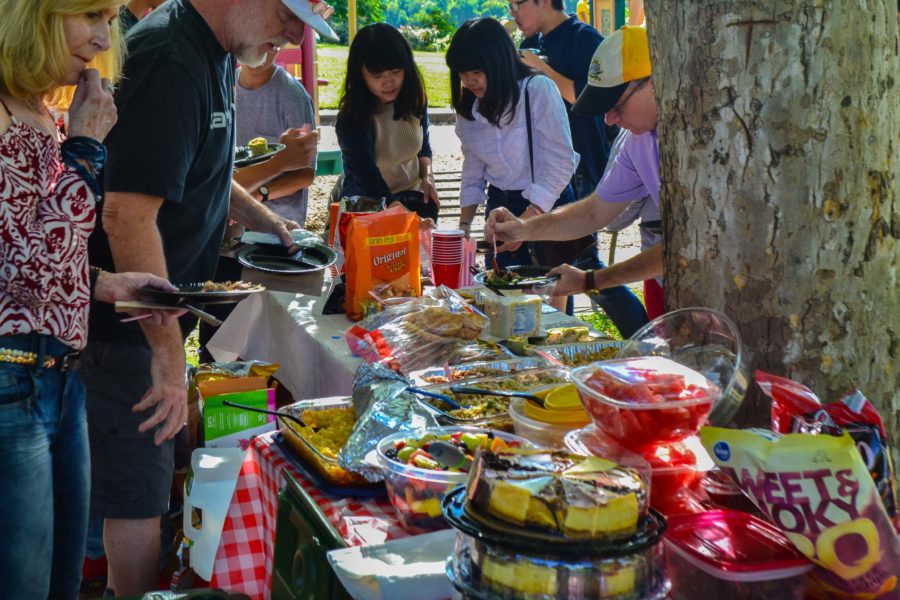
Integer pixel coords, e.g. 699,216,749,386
327,0,385,42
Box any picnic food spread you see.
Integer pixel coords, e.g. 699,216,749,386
206,264,896,600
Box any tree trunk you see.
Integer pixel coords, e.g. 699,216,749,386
646,1,899,436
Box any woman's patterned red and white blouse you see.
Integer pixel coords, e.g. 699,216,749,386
0,118,96,350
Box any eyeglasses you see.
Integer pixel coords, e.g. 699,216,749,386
508,0,529,14
608,78,648,116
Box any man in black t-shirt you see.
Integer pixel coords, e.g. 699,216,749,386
84,0,335,594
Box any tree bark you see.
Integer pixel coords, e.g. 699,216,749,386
646,1,899,435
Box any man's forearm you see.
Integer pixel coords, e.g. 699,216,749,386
524,195,629,241
233,156,286,192
264,168,314,201
539,64,577,104
229,180,280,227
591,243,663,290
101,192,186,357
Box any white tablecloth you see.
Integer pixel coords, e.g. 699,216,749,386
207,288,361,400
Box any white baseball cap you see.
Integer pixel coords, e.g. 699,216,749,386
281,0,339,42
573,26,652,117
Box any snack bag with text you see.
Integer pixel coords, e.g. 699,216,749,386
700,427,900,599
758,370,900,532
328,196,386,272
344,206,420,321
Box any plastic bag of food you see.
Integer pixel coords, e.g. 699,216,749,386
700,427,900,599
346,287,488,373
328,196,387,272
338,362,441,481
344,206,421,321
758,370,900,532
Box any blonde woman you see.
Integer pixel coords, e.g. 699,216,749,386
0,2,180,597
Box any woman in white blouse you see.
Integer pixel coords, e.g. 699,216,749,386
448,17,579,288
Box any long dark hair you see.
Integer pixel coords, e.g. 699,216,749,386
337,23,426,129
446,18,532,127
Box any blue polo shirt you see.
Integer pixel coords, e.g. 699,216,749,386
522,15,609,189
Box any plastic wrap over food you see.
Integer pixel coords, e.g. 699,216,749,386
345,286,489,374
339,362,442,482
535,340,626,368
408,356,552,385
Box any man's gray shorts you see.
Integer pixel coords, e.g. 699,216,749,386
81,341,175,520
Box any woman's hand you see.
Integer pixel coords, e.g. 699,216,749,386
67,69,117,141
422,173,441,208
94,271,186,325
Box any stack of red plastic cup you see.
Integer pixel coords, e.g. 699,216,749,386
431,229,465,288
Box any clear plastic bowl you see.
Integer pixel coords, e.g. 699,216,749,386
376,426,529,534
508,397,589,448
616,307,749,426
571,356,718,450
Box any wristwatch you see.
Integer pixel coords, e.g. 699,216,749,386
584,269,600,295
258,185,270,202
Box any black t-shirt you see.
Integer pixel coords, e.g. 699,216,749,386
522,15,609,188
118,5,139,34
89,0,235,343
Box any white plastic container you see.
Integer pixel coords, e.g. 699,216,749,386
483,294,542,339
508,397,586,448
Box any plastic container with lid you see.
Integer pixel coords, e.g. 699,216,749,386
508,384,590,447
443,487,670,599
664,510,813,600
571,356,718,450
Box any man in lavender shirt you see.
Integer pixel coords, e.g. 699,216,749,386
487,26,664,301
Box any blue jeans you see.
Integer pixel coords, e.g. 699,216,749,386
0,334,89,600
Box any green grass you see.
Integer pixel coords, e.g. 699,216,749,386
575,286,646,340
316,45,451,110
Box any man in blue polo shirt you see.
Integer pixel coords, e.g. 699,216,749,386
513,0,648,338
516,0,609,198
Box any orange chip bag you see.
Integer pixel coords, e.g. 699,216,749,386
701,427,900,599
344,206,420,321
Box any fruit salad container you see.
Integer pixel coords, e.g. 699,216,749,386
376,427,529,534
565,425,712,517
664,510,813,600
443,487,670,600
615,307,749,427
571,356,719,450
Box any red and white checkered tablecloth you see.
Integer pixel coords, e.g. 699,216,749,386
209,430,409,599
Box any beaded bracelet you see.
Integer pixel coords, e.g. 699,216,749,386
60,136,107,198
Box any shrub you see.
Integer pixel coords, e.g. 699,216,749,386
399,24,452,53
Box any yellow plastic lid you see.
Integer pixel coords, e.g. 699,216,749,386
544,384,582,410
522,385,590,424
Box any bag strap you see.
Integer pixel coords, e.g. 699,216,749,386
524,75,536,184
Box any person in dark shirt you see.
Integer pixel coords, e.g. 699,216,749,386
85,0,333,594
335,24,440,220
118,0,165,34
512,0,649,337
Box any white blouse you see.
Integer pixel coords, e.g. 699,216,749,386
455,75,578,213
